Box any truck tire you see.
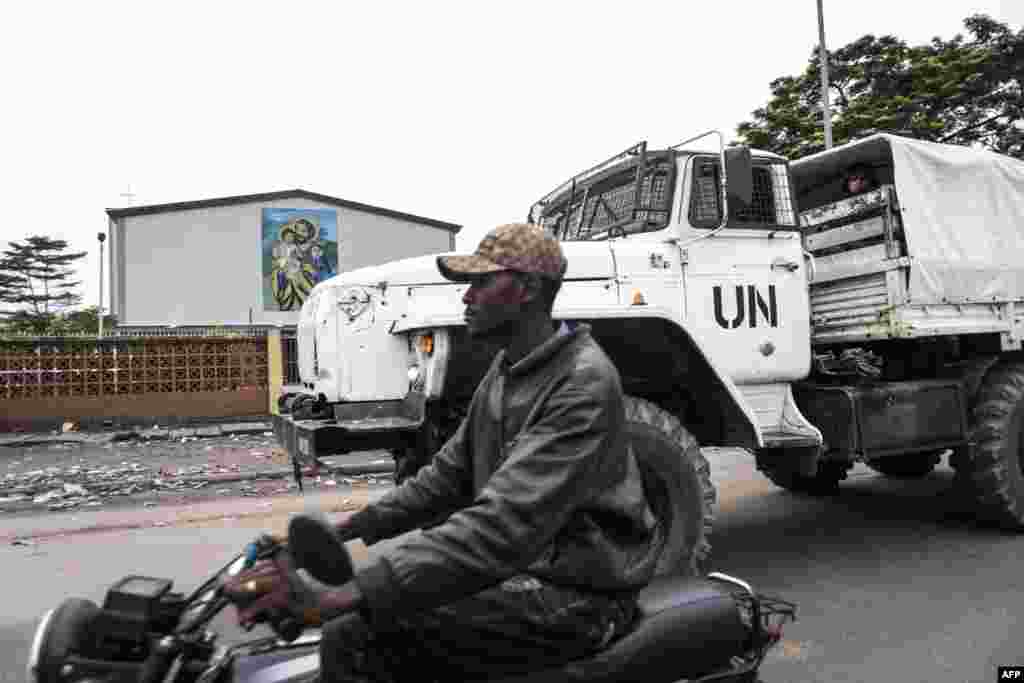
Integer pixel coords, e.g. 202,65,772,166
958,361,1024,530
625,396,715,577
393,403,468,486
867,452,942,478
392,448,426,485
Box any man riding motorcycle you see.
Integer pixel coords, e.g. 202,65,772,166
225,223,662,681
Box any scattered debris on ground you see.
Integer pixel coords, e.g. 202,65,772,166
0,422,275,449
0,431,392,514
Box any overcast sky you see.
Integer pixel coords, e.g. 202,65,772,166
2,1,1021,313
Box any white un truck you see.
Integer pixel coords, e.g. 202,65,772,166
274,131,1024,571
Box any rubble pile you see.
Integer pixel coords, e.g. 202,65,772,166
0,456,386,512
0,462,216,511
0,427,394,513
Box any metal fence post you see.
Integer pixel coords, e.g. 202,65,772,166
268,328,283,416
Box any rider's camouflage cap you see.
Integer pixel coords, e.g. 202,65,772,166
437,223,568,283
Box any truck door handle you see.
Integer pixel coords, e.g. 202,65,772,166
771,258,800,273
803,249,816,282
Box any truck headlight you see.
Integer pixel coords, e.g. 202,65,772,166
408,330,449,397
416,333,434,355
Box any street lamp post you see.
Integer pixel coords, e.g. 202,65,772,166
97,232,106,338
817,0,833,149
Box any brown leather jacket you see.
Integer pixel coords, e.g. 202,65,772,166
344,324,660,625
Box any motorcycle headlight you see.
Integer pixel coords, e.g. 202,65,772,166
26,608,56,683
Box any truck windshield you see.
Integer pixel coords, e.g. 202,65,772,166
532,150,675,242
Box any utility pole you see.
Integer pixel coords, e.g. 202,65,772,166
817,0,833,149
97,232,106,338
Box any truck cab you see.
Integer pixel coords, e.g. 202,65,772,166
529,137,820,448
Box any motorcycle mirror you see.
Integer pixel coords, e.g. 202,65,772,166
724,145,753,206
288,513,355,586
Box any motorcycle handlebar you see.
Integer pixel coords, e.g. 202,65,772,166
176,536,286,635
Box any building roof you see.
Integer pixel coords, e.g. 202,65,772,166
105,188,462,233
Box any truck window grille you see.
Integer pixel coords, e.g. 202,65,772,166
689,160,795,228
543,164,672,240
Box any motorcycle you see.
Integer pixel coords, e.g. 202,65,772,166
27,514,796,683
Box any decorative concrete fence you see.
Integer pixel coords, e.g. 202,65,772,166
0,328,298,432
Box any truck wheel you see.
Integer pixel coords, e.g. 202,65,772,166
392,423,449,485
625,396,715,577
867,452,942,478
392,403,468,486
391,448,427,485
758,451,846,496
959,361,1024,530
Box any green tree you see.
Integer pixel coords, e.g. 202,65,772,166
0,236,88,333
0,271,21,316
62,306,117,335
736,14,1024,159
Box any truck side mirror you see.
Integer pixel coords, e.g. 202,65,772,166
724,146,753,206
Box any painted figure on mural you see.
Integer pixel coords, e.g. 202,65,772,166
270,221,317,310
263,209,339,312
310,244,325,278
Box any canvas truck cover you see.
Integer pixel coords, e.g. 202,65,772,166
792,134,1024,305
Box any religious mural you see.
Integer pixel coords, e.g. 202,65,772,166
261,208,339,311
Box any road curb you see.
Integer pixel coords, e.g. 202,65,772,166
183,461,395,485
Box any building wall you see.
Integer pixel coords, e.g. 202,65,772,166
111,197,455,326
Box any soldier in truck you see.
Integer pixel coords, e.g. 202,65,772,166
843,163,878,196
228,223,661,682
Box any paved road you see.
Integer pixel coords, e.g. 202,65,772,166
6,451,1024,682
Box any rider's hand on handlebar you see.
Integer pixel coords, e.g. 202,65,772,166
223,551,325,629
255,532,288,548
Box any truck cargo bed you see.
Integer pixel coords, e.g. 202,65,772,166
801,186,1019,346
793,134,1024,350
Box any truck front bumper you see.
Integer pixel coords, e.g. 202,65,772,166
272,394,427,467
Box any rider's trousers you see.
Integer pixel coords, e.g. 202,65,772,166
318,575,637,682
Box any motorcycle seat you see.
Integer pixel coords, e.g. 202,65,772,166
482,575,748,683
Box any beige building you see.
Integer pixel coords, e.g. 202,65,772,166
106,189,461,327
